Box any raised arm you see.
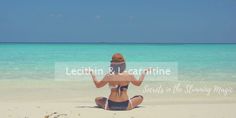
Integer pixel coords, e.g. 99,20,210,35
130,69,148,86
90,71,109,88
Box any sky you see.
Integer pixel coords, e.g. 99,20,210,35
0,0,236,43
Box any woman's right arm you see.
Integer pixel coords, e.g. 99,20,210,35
90,71,109,88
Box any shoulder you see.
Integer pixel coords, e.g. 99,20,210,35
123,71,134,76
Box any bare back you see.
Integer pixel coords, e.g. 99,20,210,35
105,72,133,102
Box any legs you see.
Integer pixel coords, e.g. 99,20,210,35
127,95,143,110
95,95,143,110
95,97,107,109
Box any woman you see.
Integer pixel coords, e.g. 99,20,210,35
90,53,149,110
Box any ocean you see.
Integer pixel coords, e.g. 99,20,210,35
0,43,236,81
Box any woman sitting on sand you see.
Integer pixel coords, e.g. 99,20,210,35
89,53,149,110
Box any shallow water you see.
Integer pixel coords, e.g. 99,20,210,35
0,43,236,81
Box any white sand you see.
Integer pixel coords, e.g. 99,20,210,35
0,80,236,118
1,102,236,118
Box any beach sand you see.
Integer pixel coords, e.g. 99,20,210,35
0,80,236,118
1,102,236,118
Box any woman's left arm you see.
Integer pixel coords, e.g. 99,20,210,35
90,71,109,88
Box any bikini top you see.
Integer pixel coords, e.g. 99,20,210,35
109,84,129,96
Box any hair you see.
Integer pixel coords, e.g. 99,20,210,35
110,53,126,74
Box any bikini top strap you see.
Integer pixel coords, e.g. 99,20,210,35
104,99,108,110
129,98,133,108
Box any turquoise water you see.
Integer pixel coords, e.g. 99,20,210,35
0,43,236,81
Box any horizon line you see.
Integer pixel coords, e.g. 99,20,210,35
0,42,236,44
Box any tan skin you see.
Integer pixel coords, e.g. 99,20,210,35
90,69,149,110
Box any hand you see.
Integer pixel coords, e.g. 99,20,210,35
144,68,153,74
89,70,96,78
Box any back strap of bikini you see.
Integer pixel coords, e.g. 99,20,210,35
104,99,108,110
129,98,133,108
